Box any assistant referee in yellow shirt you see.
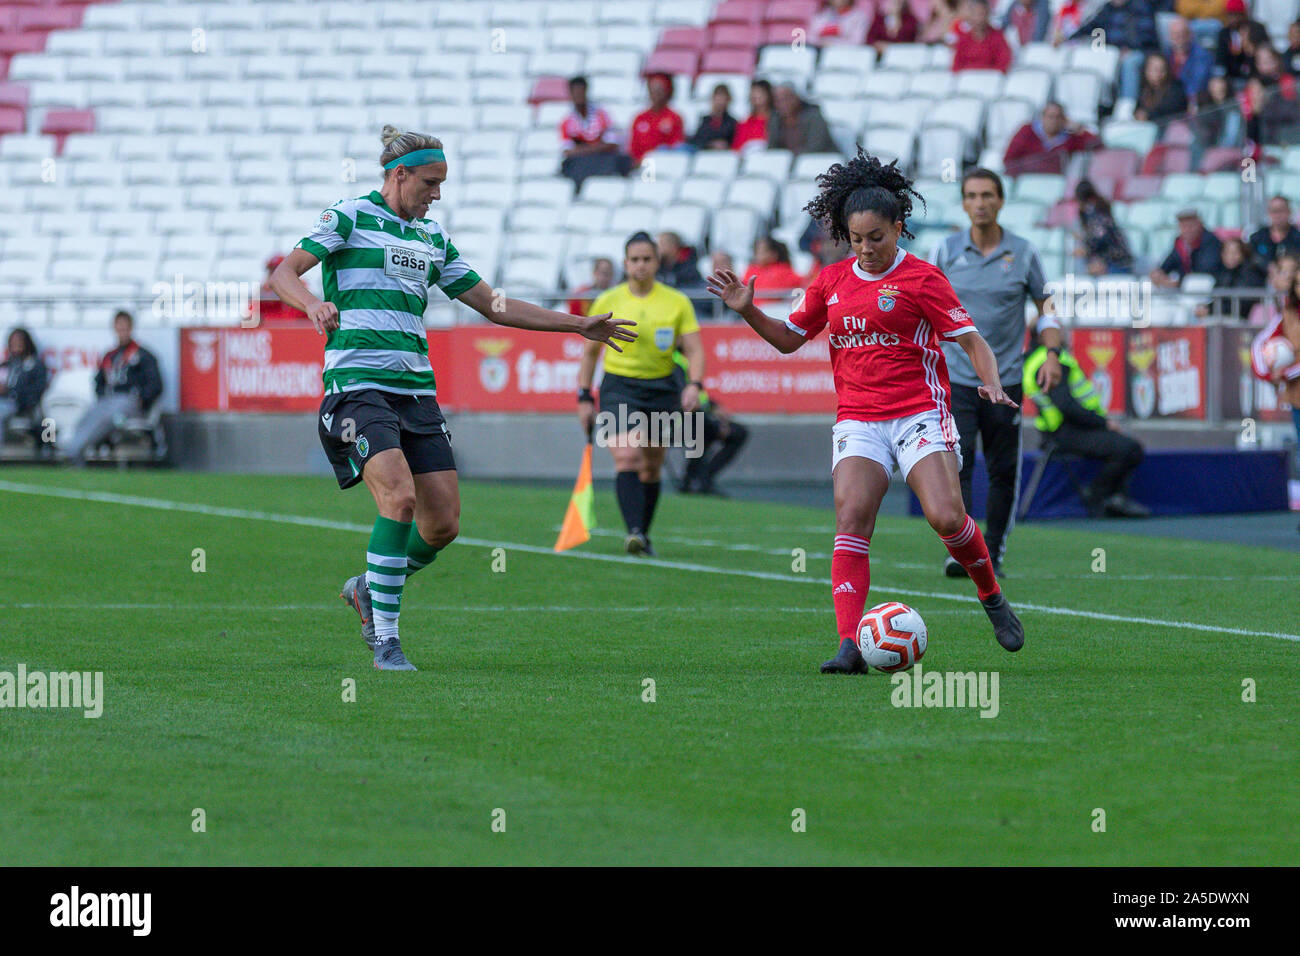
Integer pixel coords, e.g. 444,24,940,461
579,232,706,555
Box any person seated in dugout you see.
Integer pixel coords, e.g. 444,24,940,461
1023,339,1151,518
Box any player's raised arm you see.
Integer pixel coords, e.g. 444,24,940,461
706,269,807,354
455,279,636,352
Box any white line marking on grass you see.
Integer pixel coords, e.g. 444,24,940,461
2,480,1296,643
0,602,885,614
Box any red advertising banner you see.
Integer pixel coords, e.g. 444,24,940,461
1071,328,1127,415
180,327,324,412
1126,327,1207,420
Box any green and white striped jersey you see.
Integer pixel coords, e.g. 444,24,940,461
296,190,481,396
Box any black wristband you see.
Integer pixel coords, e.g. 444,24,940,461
689,380,704,389
1046,347,1062,357
578,388,594,403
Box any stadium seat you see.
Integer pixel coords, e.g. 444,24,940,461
1087,148,1140,186
915,128,967,180
1016,43,1068,73
926,96,985,141
1101,119,1158,157
1067,45,1119,86
1199,147,1243,174
954,70,1004,101
756,45,817,84
1013,174,1066,205
691,149,740,180
657,203,709,248
864,127,915,169
1141,144,1191,175
819,45,877,76
909,70,955,99
881,44,930,72
1159,173,1205,203
740,149,794,183
985,99,1033,154
1005,68,1052,109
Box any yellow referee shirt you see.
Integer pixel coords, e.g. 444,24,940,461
588,282,699,379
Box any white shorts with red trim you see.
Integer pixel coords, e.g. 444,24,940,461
831,409,961,481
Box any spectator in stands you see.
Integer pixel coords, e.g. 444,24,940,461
59,311,163,465
559,76,631,191
1284,20,1300,74
1190,74,1245,167
1175,0,1229,48
1051,0,1084,44
1023,337,1151,518
742,236,805,307
704,251,736,318
867,0,920,53
1251,42,1290,84
690,83,739,151
1072,0,1160,102
810,0,871,45
1073,179,1135,275
1003,101,1101,175
655,231,711,315
952,0,1013,72
1166,17,1214,100
567,257,615,317
1195,238,1265,319
0,327,48,446
1000,0,1051,47
1150,209,1223,288
921,0,962,44
733,79,774,151
1134,52,1190,123
767,84,837,155
628,73,685,166
1216,2,1269,83
1242,71,1300,143
1248,195,1300,264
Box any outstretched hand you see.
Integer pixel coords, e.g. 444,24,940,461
706,270,756,314
979,384,1020,409
580,312,637,352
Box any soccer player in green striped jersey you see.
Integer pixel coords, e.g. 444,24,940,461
270,125,635,671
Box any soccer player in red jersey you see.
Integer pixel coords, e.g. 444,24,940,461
707,150,1026,672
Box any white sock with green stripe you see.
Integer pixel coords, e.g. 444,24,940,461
367,516,410,645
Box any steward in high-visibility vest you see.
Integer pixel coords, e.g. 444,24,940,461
1023,346,1105,433
1021,344,1150,517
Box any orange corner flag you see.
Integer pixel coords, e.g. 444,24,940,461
554,443,596,552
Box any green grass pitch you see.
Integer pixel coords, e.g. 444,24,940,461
0,466,1296,865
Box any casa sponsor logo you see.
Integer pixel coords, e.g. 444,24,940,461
50,886,150,936
890,663,1000,718
384,244,430,282
152,273,262,327
593,406,706,459
0,665,103,719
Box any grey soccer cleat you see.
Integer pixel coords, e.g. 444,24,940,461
340,574,377,650
373,638,417,671
980,591,1025,652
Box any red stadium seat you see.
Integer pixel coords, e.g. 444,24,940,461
0,33,46,55
659,26,709,53
700,48,757,75
764,21,808,44
709,23,763,49
1141,143,1191,175
766,0,821,23
16,4,84,31
1199,147,1243,173
0,8,13,33
528,76,569,105
0,104,24,135
1118,174,1162,201
1160,120,1194,146
0,81,28,110
1067,174,1119,201
1044,199,1079,227
712,0,767,26
643,48,699,78
1087,148,1139,184
40,107,92,152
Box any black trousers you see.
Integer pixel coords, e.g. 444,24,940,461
951,383,1023,564
1047,425,1144,499
683,412,748,488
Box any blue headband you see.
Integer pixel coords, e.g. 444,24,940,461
384,148,445,169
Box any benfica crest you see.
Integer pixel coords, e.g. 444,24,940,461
877,284,899,312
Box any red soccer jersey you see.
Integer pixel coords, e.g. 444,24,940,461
786,250,977,422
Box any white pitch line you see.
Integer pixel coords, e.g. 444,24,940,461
1,479,1297,643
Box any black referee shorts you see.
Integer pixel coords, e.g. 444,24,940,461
598,372,681,419
318,388,455,489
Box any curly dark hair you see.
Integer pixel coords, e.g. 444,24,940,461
803,148,925,242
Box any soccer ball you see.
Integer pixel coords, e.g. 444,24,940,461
857,602,928,673
1262,337,1295,373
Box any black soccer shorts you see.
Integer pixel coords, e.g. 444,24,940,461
317,388,455,489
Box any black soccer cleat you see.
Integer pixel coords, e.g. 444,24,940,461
981,591,1025,652
820,638,872,674
944,555,969,578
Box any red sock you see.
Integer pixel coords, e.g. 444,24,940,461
941,515,1000,600
832,534,871,645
